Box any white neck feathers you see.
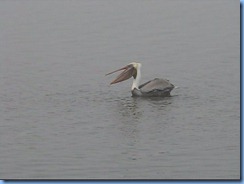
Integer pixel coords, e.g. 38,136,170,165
131,65,141,90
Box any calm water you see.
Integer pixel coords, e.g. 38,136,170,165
0,0,240,179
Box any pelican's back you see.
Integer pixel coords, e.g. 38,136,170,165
139,78,174,97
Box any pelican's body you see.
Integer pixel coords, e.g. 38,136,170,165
106,62,174,97
132,78,174,97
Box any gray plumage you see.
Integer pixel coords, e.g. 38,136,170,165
132,78,174,97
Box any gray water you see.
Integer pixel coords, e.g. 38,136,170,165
0,0,240,179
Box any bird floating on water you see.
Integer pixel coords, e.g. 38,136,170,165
106,62,175,97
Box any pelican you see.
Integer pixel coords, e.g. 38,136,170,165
106,62,175,97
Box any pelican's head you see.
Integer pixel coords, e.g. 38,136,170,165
106,62,141,85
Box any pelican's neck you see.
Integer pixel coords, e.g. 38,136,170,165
131,66,141,90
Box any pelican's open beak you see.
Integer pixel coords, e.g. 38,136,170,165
106,64,137,85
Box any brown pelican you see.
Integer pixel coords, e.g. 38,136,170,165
106,62,175,97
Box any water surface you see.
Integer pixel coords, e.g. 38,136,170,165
0,0,240,179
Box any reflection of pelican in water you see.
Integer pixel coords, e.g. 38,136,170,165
106,62,175,97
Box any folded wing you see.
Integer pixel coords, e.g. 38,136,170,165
139,78,174,94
